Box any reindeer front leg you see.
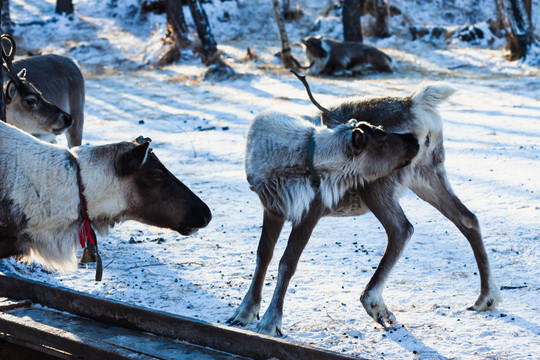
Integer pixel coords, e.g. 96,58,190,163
256,198,324,336
360,183,414,329
228,210,285,326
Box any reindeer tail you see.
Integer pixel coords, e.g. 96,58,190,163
409,83,456,134
411,83,456,110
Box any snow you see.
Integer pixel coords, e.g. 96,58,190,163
2,0,539,359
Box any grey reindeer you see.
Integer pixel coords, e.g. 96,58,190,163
229,72,422,336
5,54,85,148
228,72,501,336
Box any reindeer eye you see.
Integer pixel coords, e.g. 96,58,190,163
26,96,37,107
150,170,165,182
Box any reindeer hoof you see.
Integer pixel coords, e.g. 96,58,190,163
376,308,398,330
361,293,398,329
467,290,503,312
227,305,259,326
255,313,283,337
255,322,283,337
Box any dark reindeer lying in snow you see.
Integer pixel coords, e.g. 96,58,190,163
301,35,393,75
4,54,85,147
229,75,501,336
0,121,211,271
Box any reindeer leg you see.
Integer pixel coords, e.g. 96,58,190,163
360,183,413,329
410,170,502,311
228,209,285,326
255,198,324,336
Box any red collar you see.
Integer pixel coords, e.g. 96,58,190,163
75,162,95,248
75,161,103,281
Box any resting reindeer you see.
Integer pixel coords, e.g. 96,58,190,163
301,35,393,75
228,72,419,336
229,72,501,336
4,54,85,147
0,121,211,271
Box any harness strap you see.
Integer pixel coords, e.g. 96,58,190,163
75,161,103,282
307,134,320,189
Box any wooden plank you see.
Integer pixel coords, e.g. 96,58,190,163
0,272,360,360
0,311,155,360
0,338,64,360
1,305,244,360
0,298,32,312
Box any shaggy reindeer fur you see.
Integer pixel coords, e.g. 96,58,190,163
245,112,417,225
0,121,211,271
230,84,501,336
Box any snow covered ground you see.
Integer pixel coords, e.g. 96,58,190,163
1,1,539,359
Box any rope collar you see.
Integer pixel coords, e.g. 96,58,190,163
75,161,103,281
307,134,320,189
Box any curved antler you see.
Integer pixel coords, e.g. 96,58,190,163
290,68,347,126
1,34,21,83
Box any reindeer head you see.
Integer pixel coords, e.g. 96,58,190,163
301,35,327,60
4,68,73,136
341,120,419,180
113,137,212,235
291,69,419,180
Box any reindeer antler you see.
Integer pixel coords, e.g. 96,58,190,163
290,69,347,126
1,34,21,83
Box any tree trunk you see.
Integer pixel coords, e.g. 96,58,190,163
1,0,13,35
373,0,389,38
342,0,363,42
155,0,190,66
187,0,219,64
271,0,299,69
167,0,189,47
186,0,234,80
495,0,533,60
56,0,74,15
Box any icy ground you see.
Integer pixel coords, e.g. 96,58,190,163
1,1,539,359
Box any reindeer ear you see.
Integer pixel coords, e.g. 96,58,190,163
116,141,151,176
4,81,16,102
17,68,26,79
352,129,366,151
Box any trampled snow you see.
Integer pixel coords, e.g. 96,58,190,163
1,1,539,359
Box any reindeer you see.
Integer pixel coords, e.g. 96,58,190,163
0,120,211,272
228,72,501,336
301,35,393,75
228,72,419,336
4,54,85,147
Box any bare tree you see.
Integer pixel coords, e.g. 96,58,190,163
186,0,234,80
56,0,74,15
1,0,13,34
495,0,534,60
156,0,190,66
372,0,389,38
271,0,299,69
342,0,363,42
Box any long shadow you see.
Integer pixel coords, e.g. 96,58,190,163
386,326,448,359
497,311,540,336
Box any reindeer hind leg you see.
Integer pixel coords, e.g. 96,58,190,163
410,169,502,311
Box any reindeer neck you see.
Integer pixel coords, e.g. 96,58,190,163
72,148,129,230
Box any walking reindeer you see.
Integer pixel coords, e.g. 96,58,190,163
228,71,500,336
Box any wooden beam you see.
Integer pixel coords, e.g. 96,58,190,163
0,272,361,360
